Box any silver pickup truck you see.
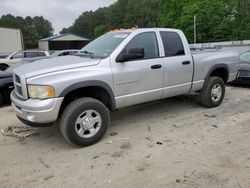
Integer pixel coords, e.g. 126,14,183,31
11,28,239,146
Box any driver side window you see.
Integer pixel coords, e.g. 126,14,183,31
123,32,159,59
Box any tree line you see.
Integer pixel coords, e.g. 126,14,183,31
61,0,250,43
0,0,249,49
0,14,53,49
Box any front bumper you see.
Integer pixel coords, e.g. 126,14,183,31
11,91,64,124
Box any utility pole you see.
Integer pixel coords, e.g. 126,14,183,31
194,14,197,44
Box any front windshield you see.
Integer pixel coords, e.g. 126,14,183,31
80,32,131,58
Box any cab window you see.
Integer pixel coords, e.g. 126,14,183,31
160,31,185,57
124,32,159,59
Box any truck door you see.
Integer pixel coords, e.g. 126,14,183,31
160,31,194,98
111,32,164,108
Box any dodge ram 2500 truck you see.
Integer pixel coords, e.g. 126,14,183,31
11,28,239,146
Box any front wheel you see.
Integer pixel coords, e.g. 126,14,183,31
60,97,110,146
199,77,225,108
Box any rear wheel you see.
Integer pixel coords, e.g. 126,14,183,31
60,97,110,146
199,76,225,108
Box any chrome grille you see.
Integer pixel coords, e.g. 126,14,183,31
16,85,23,95
15,74,21,83
239,70,250,77
13,72,27,99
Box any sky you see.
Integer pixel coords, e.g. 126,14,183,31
0,0,117,34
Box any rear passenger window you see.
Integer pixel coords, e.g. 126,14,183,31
125,32,159,59
160,31,185,57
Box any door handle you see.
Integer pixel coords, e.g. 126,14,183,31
182,61,191,65
151,64,162,69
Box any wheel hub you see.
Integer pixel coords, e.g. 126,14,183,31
75,109,102,138
81,116,95,130
211,84,222,102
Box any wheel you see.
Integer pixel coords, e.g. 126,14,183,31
199,76,225,108
60,97,110,146
0,64,9,71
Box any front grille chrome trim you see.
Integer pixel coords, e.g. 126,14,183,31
13,70,28,100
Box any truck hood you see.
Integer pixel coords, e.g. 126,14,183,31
14,56,101,78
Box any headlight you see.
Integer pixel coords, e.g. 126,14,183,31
28,85,55,99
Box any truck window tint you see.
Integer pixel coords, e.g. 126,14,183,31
160,31,185,57
126,32,159,59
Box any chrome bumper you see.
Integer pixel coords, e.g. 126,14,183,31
11,91,64,124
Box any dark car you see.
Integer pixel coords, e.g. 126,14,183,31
0,71,13,105
233,50,250,83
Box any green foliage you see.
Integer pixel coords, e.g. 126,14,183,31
94,24,110,37
33,16,54,38
0,14,53,49
63,0,250,43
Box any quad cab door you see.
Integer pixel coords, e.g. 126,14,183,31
159,31,194,98
111,31,164,108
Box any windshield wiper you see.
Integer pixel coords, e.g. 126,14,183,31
77,50,96,59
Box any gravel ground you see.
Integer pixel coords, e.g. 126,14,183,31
1,86,250,188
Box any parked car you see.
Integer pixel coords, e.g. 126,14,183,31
11,28,239,146
0,71,13,105
233,50,250,83
0,51,50,71
6,50,80,73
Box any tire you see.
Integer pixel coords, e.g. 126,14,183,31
0,64,9,71
199,76,225,108
60,97,110,147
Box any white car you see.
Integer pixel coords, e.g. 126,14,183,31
0,51,49,70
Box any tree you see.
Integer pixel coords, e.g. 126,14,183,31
33,16,53,38
0,14,54,49
94,24,110,37
61,0,250,42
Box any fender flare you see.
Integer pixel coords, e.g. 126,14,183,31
59,80,116,111
205,64,229,82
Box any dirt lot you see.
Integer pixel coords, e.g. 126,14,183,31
1,86,250,188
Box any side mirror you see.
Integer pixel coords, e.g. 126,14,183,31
116,48,145,63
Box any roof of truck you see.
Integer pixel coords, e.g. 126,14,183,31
109,28,182,33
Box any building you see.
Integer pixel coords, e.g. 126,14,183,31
39,33,90,51
0,27,23,56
